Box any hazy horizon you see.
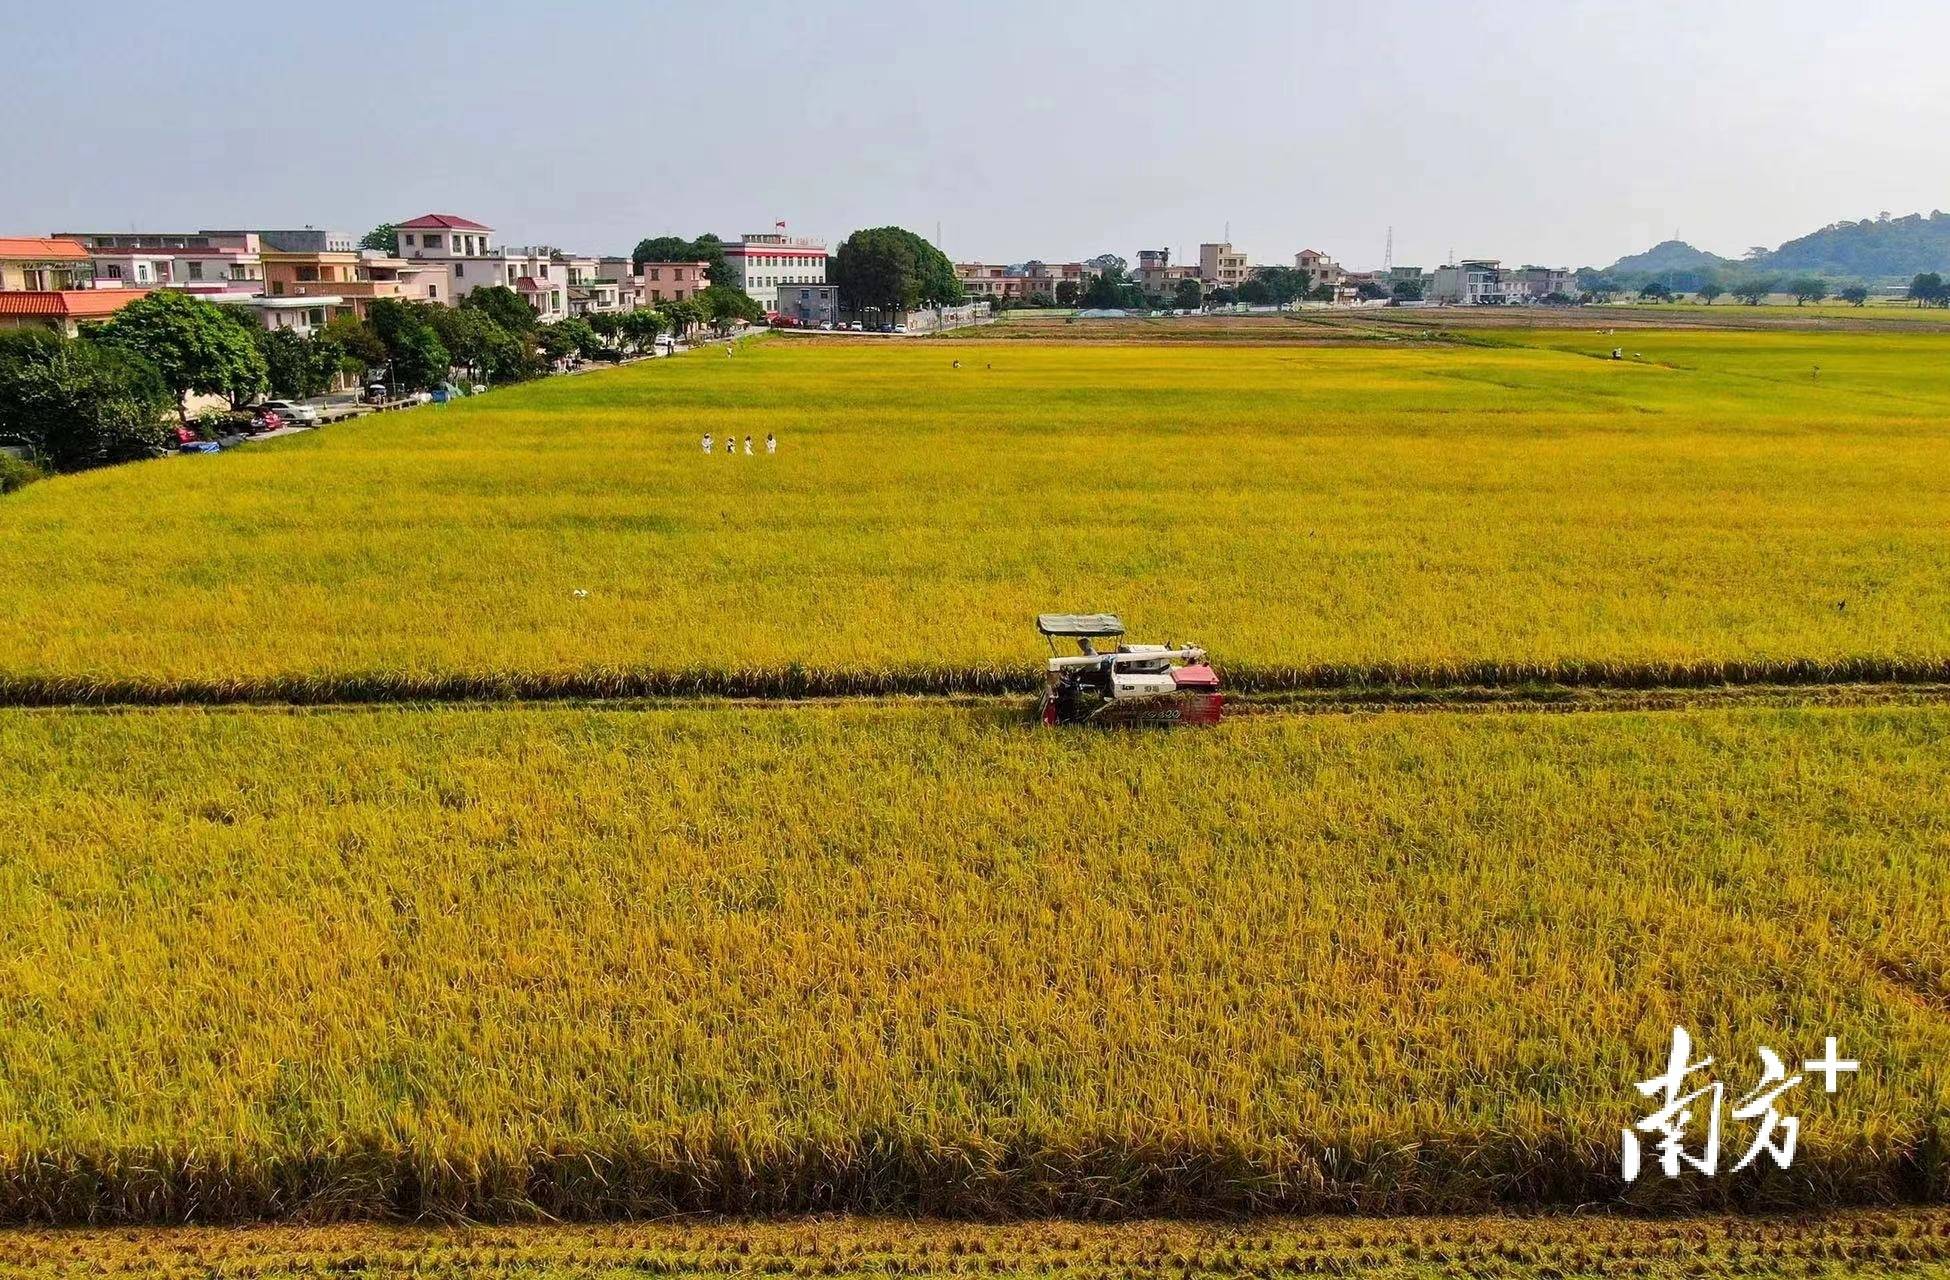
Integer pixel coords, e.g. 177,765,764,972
7,0,1949,271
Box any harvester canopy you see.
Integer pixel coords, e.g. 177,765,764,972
1036,613,1126,638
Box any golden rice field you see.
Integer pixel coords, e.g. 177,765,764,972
0,700,1944,1221
2,330,1949,699
9,1212,1950,1279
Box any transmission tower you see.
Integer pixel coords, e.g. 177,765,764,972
1384,226,1393,273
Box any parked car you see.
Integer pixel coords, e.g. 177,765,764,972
892,324,908,334
256,399,319,426
364,383,390,405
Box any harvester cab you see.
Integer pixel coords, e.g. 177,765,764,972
1035,613,1223,726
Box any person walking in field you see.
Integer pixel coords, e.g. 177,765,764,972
743,435,753,456
724,436,735,455
766,433,776,454
702,432,713,454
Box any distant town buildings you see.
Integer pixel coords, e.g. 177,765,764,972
0,237,144,335
1423,260,1575,305
1135,248,1200,295
1,205,1592,344
955,261,1090,301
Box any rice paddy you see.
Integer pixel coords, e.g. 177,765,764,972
1,331,1947,699
0,701,1944,1221
2,322,1946,1245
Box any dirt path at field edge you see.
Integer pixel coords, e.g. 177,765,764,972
4,1210,1949,1278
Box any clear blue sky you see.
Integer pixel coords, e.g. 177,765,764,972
7,0,1948,270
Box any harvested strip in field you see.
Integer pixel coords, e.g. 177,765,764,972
0,702,1944,1221
6,1211,1950,1279
1,335,1947,693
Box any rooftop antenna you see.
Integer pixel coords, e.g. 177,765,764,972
1384,225,1394,273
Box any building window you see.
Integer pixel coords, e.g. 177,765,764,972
187,261,204,281
429,284,439,299
105,264,123,279
426,236,443,250
456,263,465,277
403,233,415,247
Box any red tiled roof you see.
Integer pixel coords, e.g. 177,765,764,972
0,289,150,318
514,276,545,291
0,237,89,261
397,213,492,231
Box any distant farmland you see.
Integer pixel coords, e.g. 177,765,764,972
0,332,1948,701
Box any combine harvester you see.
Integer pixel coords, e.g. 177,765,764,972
1036,613,1223,726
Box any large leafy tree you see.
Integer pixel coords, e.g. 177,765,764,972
831,226,964,314
1906,272,1945,306
360,224,398,254
658,299,702,338
255,328,343,399
460,284,539,334
0,329,173,471
366,299,451,391
632,235,700,269
1730,278,1776,305
1254,265,1307,308
428,307,520,383
321,315,388,375
95,290,268,423
700,285,764,330
1081,268,1135,309
1172,278,1204,310
618,308,664,353
1788,276,1828,305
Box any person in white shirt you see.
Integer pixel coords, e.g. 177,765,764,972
766,433,776,454
743,435,753,456
702,433,713,453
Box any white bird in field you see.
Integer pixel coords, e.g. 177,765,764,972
573,589,589,599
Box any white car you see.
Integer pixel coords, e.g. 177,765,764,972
257,399,320,425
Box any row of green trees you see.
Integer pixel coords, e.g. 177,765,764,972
0,278,768,477
1625,277,1872,306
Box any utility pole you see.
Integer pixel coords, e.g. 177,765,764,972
1384,226,1394,273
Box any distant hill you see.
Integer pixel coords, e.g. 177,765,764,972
1764,212,1950,277
1606,240,1733,275
1601,212,1950,282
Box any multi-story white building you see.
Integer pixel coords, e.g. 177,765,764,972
596,256,642,310
1426,259,1514,305
393,213,499,305
724,228,826,310
498,246,570,322
56,229,265,296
